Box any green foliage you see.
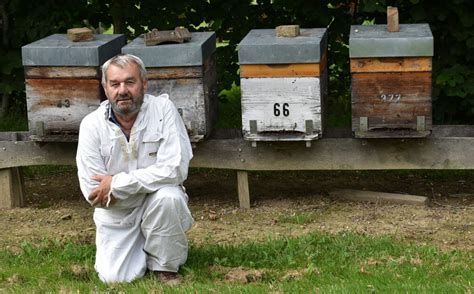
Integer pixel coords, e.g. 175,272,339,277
0,106,27,131
1,233,473,292
1,0,474,126
0,0,109,118
216,85,242,128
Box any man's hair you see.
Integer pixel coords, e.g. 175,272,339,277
101,54,147,86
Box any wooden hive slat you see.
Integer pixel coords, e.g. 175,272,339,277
26,78,102,133
350,57,432,73
351,71,432,134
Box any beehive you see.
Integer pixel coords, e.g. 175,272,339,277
22,34,125,141
122,32,217,142
238,28,328,144
349,23,433,138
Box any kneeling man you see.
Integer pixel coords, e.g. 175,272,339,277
76,54,194,285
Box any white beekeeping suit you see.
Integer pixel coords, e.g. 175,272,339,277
76,93,194,283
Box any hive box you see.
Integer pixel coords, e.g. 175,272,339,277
22,34,125,141
349,24,433,138
238,28,328,144
122,32,217,142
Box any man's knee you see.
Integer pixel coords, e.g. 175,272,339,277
148,186,187,210
142,186,193,232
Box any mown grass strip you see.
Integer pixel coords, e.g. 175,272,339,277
1,232,472,293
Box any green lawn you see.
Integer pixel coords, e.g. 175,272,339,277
1,232,472,293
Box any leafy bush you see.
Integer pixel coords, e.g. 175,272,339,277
1,0,473,124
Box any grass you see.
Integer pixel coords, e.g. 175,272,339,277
278,212,318,225
1,232,472,292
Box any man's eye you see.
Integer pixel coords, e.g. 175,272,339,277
110,83,118,87
126,81,135,85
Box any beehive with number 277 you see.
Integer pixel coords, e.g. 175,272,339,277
350,23,434,138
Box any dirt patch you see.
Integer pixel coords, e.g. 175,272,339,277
224,267,263,283
1,168,473,252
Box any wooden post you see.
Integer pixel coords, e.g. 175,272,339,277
387,6,400,32
0,167,25,208
237,171,251,209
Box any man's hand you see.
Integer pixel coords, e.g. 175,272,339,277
89,175,115,207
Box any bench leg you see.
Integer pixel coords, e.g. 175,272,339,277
237,171,250,209
0,167,25,208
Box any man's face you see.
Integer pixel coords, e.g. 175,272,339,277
104,63,147,117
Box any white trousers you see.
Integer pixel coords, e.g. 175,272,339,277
93,186,194,283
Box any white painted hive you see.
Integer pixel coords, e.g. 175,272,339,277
238,28,328,142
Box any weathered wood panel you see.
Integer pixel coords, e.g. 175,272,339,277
0,167,24,208
202,54,218,137
147,78,206,137
24,66,100,79
352,72,432,133
319,59,329,135
241,77,322,138
146,55,217,141
350,57,432,73
331,189,428,206
26,79,102,134
319,49,327,77
191,138,474,171
240,63,321,78
237,171,250,209
240,49,327,79
2,131,474,170
147,66,203,79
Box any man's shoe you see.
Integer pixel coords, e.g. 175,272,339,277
154,271,182,286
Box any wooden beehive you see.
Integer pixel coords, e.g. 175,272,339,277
122,32,217,142
22,34,125,141
238,28,328,144
349,23,434,138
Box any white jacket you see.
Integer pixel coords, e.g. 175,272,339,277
76,93,193,209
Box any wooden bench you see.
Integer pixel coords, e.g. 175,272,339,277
1,126,474,209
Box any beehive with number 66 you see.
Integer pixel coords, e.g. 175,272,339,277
238,27,328,144
349,21,434,138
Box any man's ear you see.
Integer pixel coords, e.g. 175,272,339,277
143,78,148,93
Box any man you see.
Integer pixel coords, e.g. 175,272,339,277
76,54,194,285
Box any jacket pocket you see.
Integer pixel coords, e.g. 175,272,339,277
140,131,163,166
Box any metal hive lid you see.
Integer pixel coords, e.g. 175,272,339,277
349,23,433,58
238,28,328,65
122,31,216,67
22,34,126,66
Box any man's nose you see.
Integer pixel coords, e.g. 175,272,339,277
118,82,127,94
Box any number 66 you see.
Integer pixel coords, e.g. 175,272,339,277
273,103,289,117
